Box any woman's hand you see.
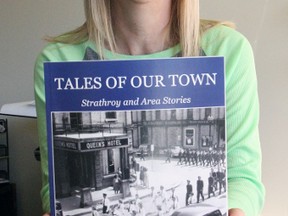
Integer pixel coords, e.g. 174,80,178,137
229,208,245,216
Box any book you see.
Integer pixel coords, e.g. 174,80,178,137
44,57,227,216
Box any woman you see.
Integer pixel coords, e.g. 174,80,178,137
113,174,121,194
35,1,265,215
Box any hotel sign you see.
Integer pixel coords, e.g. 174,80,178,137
81,138,128,151
54,137,128,152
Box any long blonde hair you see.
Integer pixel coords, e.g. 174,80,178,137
46,0,233,58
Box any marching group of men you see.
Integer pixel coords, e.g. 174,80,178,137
174,149,225,167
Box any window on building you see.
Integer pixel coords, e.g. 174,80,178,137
202,135,212,147
141,111,146,121
205,108,212,120
155,110,161,120
107,149,115,173
103,149,116,175
105,112,117,122
102,149,121,175
140,126,149,144
184,128,195,146
70,113,82,131
187,109,193,119
171,110,176,120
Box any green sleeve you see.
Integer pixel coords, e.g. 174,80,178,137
202,26,265,216
34,42,87,213
34,50,50,213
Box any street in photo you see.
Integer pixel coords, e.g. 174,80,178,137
51,108,226,216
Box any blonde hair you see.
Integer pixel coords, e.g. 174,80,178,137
46,0,233,58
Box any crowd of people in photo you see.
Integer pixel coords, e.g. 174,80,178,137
89,147,227,216
92,165,226,216
94,186,181,216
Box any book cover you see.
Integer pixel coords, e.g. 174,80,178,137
44,57,227,216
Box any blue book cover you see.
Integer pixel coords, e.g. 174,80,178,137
44,57,227,216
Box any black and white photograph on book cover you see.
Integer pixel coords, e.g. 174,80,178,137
51,107,227,216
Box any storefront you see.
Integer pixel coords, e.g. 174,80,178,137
130,108,225,154
53,132,130,199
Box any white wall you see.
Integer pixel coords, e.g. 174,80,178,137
0,1,287,215
0,1,84,215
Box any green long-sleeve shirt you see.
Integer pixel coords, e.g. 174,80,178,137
34,25,265,215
